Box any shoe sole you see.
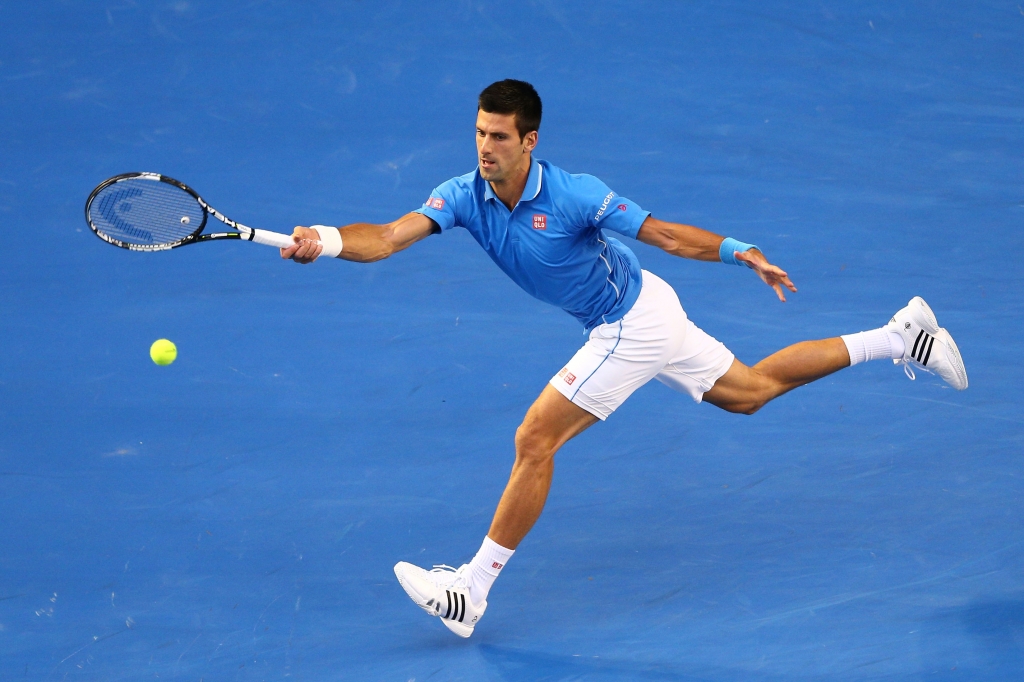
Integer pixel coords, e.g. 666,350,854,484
441,619,474,638
937,328,968,390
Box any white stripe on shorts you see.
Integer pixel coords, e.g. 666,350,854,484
549,270,735,420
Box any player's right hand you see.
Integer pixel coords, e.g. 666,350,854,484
281,226,323,264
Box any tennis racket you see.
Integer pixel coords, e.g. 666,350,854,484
85,172,309,252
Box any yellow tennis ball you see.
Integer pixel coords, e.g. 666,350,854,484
150,339,177,366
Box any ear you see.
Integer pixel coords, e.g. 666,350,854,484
522,130,538,153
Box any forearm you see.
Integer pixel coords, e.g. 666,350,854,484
636,216,724,261
335,212,437,263
336,222,398,262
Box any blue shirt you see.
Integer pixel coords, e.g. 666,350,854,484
415,158,650,331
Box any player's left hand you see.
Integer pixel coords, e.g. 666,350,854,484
735,249,798,302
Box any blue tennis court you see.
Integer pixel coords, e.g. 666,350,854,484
2,1,1022,679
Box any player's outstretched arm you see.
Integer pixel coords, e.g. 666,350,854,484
636,216,797,301
636,216,724,261
281,212,438,264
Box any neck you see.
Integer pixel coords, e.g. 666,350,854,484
489,156,532,211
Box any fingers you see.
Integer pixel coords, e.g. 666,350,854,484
281,227,306,260
292,238,323,264
280,226,323,264
766,267,798,293
736,249,798,301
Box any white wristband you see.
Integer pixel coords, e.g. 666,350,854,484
311,225,343,259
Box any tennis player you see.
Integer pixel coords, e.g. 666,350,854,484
281,79,967,638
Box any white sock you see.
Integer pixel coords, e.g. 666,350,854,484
841,328,905,366
466,536,514,605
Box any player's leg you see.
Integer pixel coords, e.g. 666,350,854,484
393,387,598,637
395,271,688,637
702,339,850,414
487,384,599,549
701,296,967,414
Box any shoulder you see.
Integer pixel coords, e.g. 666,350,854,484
540,161,610,220
434,168,481,197
540,161,613,211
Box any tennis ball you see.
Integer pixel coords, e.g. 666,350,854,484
150,338,177,366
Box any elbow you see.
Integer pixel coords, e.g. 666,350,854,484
650,232,681,256
637,220,680,254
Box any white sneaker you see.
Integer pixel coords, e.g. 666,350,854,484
886,296,968,390
394,562,486,638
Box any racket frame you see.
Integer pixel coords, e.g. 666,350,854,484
84,172,291,251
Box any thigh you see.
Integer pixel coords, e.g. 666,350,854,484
655,317,736,403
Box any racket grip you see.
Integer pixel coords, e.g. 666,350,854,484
250,229,305,249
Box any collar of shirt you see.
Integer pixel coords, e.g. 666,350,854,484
481,157,544,208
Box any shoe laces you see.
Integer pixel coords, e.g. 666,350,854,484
896,356,935,382
427,564,470,590
897,357,916,381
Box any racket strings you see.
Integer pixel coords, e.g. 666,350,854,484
89,179,205,246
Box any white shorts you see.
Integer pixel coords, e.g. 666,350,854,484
550,270,735,420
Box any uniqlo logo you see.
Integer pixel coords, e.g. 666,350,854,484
427,197,445,210
532,214,547,230
564,372,576,385
491,561,504,570
557,367,568,378
617,204,627,211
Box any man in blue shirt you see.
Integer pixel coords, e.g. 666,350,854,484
282,80,967,638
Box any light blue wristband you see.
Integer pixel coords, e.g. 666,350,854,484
719,237,759,266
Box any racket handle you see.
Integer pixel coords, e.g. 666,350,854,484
249,229,309,249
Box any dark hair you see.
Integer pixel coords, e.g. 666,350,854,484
478,79,542,139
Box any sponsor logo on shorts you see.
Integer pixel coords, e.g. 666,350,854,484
564,372,576,385
533,214,547,230
491,561,504,570
617,203,627,211
427,197,445,210
594,191,615,221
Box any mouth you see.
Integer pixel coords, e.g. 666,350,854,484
480,158,495,169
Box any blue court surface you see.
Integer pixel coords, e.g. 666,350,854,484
2,2,1022,680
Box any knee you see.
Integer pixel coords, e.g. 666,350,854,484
514,423,558,466
718,399,764,416
722,370,776,415
739,401,765,416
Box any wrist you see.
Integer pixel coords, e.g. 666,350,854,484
719,237,758,266
311,225,343,258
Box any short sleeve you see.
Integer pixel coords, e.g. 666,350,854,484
414,176,468,232
570,174,650,239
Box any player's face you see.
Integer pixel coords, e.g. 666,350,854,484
476,110,537,182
